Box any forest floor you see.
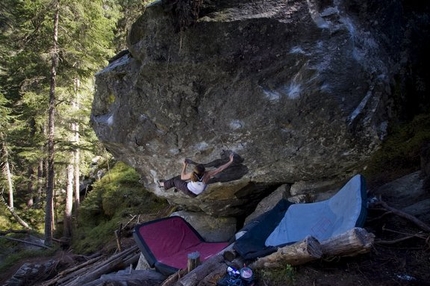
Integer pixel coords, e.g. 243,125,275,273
1,172,429,286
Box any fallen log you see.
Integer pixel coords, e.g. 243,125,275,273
61,245,139,286
174,244,235,286
0,235,51,249
320,227,374,257
161,269,187,286
196,266,226,286
0,229,29,235
251,235,322,268
82,269,166,286
41,255,104,286
194,255,246,286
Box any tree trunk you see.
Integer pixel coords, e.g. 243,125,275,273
174,244,235,286
250,236,322,268
63,162,74,239
4,160,14,210
1,138,14,210
320,227,374,257
0,192,32,229
27,166,34,207
35,158,44,208
5,159,14,210
73,78,80,211
45,0,59,247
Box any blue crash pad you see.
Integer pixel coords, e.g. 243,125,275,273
234,174,367,260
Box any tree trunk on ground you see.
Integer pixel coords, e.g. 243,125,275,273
45,0,59,247
61,246,140,286
173,244,235,286
320,227,375,257
251,236,322,269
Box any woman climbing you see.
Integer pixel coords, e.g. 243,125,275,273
159,153,235,197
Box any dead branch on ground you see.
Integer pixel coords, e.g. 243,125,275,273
375,226,430,245
0,235,51,249
370,200,430,233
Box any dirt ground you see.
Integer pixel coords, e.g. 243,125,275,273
1,175,430,286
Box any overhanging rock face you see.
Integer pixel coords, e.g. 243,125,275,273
91,0,402,216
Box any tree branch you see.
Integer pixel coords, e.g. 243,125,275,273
0,235,51,249
370,200,430,233
1,191,32,230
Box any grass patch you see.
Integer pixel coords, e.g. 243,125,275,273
72,161,168,254
257,263,296,285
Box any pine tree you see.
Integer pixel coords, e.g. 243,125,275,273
1,0,120,241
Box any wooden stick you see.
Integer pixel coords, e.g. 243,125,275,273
382,226,428,239
0,235,51,249
115,229,122,252
374,226,429,245
371,200,430,232
376,236,416,245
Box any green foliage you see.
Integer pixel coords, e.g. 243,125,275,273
114,0,154,51
0,208,14,230
0,0,125,234
258,263,296,285
73,161,167,254
363,113,430,185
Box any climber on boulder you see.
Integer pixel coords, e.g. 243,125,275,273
159,153,235,197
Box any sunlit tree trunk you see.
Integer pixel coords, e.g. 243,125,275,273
64,161,73,239
36,158,44,208
73,78,80,211
45,0,59,247
1,138,14,209
27,167,34,208
1,137,31,229
3,149,14,210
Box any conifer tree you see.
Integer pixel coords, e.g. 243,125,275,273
1,0,120,242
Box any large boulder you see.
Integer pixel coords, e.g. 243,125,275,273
91,0,421,216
